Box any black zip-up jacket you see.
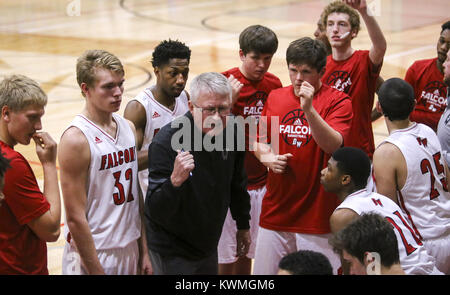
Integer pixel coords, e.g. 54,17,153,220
144,111,251,259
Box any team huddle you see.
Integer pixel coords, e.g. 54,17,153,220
1,0,450,275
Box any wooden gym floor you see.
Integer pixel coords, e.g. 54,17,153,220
0,0,448,274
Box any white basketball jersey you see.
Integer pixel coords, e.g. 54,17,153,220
63,114,141,250
336,189,437,275
381,123,450,240
133,86,189,195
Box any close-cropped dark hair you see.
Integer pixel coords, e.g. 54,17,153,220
151,39,191,68
378,78,415,121
441,20,450,33
332,147,371,190
239,25,278,55
278,250,333,275
0,148,11,179
329,213,400,268
286,37,327,72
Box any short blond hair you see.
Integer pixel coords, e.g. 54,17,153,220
76,50,124,96
321,1,361,35
0,74,47,111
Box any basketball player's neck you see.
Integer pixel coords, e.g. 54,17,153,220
0,124,14,147
386,118,414,134
340,184,359,202
83,105,115,130
332,45,355,61
380,263,405,275
436,58,444,74
152,87,176,111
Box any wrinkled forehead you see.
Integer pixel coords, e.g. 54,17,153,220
196,90,231,106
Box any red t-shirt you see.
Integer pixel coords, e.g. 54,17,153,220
259,84,352,234
0,141,50,274
222,67,282,190
405,57,447,131
322,50,380,158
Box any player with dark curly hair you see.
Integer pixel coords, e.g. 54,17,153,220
124,39,191,195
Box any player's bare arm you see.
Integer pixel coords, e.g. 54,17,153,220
298,81,343,154
330,208,359,233
124,100,147,171
27,132,61,242
59,127,105,275
253,142,292,174
444,161,450,189
345,0,387,67
373,143,406,204
371,76,385,121
127,120,153,274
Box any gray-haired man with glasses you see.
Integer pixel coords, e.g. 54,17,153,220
144,72,251,274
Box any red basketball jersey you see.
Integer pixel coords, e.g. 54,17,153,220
322,50,380,158
222,67,282,190
259,84,352,234
405,58,447,131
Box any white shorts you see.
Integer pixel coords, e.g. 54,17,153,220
252,227,341,275
217,186,266,264
62,239,139,275
424,233,450,274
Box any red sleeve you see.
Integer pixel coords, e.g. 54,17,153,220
3,156,50,225
326,95,353,145
404,63,417,91
258,92,272,145
365,50,382,77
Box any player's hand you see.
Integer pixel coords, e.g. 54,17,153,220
228,74,244,106
298,81,315,112
236,229,251,258
33,132,57,165
170,150,194,187
266,153,293,174
139,252,153,275
343,0,367,13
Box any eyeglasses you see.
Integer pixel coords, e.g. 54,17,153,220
192,102,231,116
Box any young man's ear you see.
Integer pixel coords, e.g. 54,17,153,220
80,82,90,97
153,66,160,77
1,105,11,123
375,101,383,115
341,174,351,186
239,49,246,61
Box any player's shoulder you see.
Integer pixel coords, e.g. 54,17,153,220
270,84,291,95
222,67,241,78
330,207,359,233
355,49,370,57
374,140,403,161
320,83,351,102
60,123,90,151
263,71,282,85
410,57,437,69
